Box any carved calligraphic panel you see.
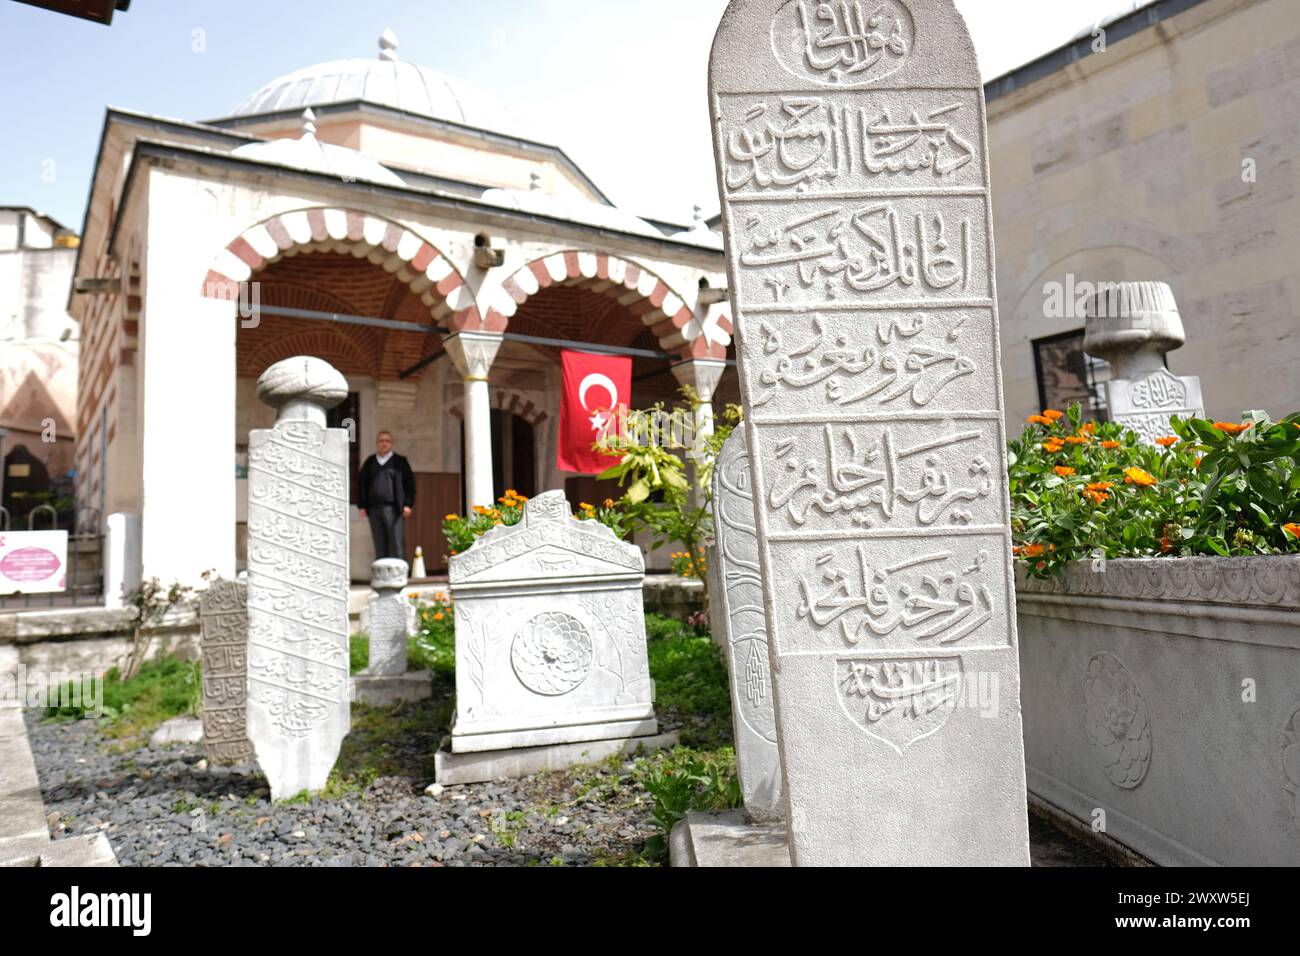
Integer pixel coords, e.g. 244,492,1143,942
720,90,983,196
246,417,351,799
712,431,783,819
368,591,409,676
770,0,915,86
711,0,1029,864
751,417,1005,533
199,579,254,766
1105,369,1204,447
775,534,1009,652
734,195,991,311
742,309,998,415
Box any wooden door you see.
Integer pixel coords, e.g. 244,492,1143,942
407,472,461,574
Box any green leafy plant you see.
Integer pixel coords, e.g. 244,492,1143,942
634,747,742,860
409,592,456,680
120,575,204,681
1010,404,1300,576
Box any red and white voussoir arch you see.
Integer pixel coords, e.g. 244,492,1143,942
201,207,483,331
482,251,731,359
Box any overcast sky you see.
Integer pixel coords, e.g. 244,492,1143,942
1,0,1153,231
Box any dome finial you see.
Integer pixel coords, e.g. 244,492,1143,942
300,108,317,138
378,27,399,61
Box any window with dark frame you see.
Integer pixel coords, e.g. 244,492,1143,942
1032,330,1111,421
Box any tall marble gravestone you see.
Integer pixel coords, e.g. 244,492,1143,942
199,578,254,766
1083,281,1204,445
436,490,663,784
246,356,352,799
711,430,783,820
710,0,1030,864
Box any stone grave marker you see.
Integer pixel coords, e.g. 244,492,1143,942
710,0,1030,864
437,490,667,784
354,558,431,706
246,356,352,799
1084,281,1204,444
199,578,254,765
710,429,783,820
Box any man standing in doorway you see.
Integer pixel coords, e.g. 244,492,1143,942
358,431,416,560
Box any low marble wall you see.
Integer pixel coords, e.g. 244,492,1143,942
641,575,705,624
1016,556,1300,865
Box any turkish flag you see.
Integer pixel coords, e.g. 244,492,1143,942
557,349,631,474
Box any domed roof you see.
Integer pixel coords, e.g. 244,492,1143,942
227,29,518,134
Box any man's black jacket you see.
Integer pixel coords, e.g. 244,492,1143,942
358,453,416,510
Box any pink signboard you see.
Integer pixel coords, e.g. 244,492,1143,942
0,531,68,594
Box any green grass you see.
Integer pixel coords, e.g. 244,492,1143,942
45,656,201,743
643,612,733,750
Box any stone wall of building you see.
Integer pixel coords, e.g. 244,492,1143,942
988,0,1299,423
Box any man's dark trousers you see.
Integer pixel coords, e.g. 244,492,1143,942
368,505,405,560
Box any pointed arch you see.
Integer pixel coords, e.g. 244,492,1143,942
200,207,483,330
482,251,729,359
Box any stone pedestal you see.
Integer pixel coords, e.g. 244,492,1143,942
710,0,1030,865
246,356,352,799
709,430,783,820
1084,281,1204,443
438,490,659,783
354,557,430,706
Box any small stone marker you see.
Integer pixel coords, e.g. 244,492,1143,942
354,558,431,706
199,578,254,765
710,0,1029,864
437,490,664,783
710,430,782,820
246,356,352,799
1084,281,1204,444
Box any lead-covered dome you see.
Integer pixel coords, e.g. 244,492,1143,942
227,28,517,134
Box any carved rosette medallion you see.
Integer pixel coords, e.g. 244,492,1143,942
510,611,595,696
1084,652,1152,789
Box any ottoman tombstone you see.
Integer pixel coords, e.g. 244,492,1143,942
199,578,254,766
246,356,352,799
354,558,431,706
1083,281,1204,445
710,430,783,820
710,0,1030,864
437,490,661,783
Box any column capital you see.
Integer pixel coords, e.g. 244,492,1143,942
671,357,728,402
443,330,504,381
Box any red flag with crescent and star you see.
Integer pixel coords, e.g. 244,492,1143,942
557,349,631,474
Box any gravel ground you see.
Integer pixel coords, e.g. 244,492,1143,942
25,700,658,867
25,703,1112,867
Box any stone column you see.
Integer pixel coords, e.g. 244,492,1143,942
245,356,352,799
444,331,504,512
199,578,254,766
354,557,431,706
671,357,728,458
711,0,1029,865
1083,281,1204,444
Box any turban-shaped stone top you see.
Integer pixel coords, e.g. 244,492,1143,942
1082,281,1185,362
256,355,348,410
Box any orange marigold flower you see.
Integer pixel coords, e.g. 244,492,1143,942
1042,440,1065,453
1100,440,1121,450
1213,421,1251,435
1054,466,1075,477
1041,409,1064,422
1123,466,1157,486
1026,415,1052,426
1282,523,1300,538
1081,422,1097,435
1021,543,1047,558
1083,489,1110,505
1160,535,1174,553
1062,435,1089,445
433,612,445,621
603,498,615,508
1155,436,1179,447
1194,456,1203,468
444,514,458,522
1085,481,1114,491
